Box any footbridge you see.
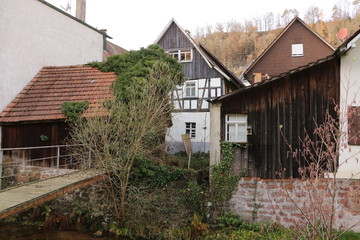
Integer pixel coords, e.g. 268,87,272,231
0,145,105,220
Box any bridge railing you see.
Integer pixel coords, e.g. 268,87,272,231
0,144,90,190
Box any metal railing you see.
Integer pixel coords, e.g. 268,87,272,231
0,144,90,190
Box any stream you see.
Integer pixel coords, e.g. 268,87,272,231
0,224,116,240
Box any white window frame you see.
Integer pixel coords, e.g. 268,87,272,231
184,81,197,98
225,114,247,143
185,122,196,138
291,43,304,57
168,49,193,62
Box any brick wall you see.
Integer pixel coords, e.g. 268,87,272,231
230,177,360,232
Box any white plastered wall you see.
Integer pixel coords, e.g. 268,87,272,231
338,37,360,179
0,0,104,111
165,112,210,153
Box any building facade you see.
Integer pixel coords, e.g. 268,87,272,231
242,17,334,84
0,0,106,112
155,19,242,153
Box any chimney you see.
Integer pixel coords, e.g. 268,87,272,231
76,0,86,22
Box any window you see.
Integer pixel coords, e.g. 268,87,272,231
225,114,247,142
168,49,192,62
291,43,303,57
185,122,196,138
184,81,197,97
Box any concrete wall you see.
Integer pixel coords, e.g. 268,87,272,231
230,177,360,232
210,103,221,166
0,0,104,111
338,36,360,179
165,112,210,153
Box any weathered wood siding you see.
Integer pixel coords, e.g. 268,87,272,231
221,57,340,178
1,122,69,167
157,22,223,80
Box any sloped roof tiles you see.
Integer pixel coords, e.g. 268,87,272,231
0,65,116,123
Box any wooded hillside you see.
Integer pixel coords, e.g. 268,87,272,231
195,2,360,76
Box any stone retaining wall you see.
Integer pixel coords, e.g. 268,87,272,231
230,177,360,232
2,165,76,187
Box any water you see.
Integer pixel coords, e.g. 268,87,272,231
0,224,116,240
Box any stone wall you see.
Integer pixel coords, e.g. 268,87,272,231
230,177,360,232
47,182,113,231
2,165,76,188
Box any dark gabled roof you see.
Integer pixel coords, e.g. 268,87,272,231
38,0,111,39
213,25,360,103
155,18,244,88
0,65,116,123
104,41,127,59
243,17,334,76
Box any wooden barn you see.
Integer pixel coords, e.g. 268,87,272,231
210,55,340,178
0,65,116,167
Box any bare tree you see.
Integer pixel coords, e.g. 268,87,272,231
69,61,178,225
332,1,351,21
279,71,360,239
304,5,323,24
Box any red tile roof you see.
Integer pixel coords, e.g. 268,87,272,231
0,65,116,123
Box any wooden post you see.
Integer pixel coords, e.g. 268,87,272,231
181,134,192,169
56,146,60,175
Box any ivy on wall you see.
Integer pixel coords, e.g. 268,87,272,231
211,142,243,213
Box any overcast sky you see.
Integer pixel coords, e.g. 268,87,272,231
45,0,346,50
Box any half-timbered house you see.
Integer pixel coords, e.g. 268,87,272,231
155,19,243,153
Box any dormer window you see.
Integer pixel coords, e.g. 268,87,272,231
168,49,192,62
291,43,304,57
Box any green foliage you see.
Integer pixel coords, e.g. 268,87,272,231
338,230,360,240
39,135,48,142
130,158,186,188
182,181,207,215
217,212,244,228
205,229,261,240
211,142,242,213
61,101,89,122
90,44,185,102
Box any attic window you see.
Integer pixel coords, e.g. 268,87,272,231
292,44,304,57
90,79,95,83
168,49,192,62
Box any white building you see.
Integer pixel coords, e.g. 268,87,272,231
337,29,360,179
0,0,107,112
155,19,243,153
